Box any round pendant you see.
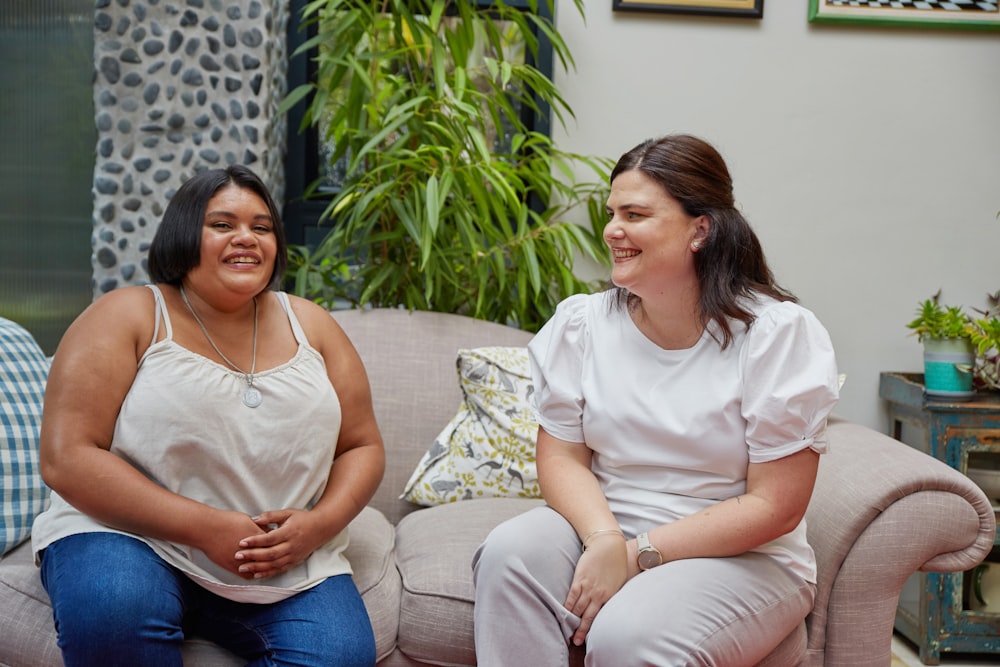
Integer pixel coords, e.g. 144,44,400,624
243,386,263,408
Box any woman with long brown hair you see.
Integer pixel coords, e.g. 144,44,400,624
474,135,839,666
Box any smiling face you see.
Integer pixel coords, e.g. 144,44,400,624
184,183,277,303
604,169,708,301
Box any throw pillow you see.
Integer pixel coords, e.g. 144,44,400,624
0,318,50,557
401,346,540,506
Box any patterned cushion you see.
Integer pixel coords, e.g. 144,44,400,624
0,318,50,557
401,347,540,506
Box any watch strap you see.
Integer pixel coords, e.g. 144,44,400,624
636,531,663,570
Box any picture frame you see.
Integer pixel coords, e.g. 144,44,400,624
808,0,1000,32
612,0,763,19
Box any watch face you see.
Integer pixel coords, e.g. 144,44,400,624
638,549,661,570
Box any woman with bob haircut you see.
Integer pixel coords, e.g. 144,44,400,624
33,164,384,666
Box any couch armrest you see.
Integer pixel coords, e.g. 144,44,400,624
803,416,996,667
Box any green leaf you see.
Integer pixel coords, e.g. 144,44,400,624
283,0,605,332
425,174,440,236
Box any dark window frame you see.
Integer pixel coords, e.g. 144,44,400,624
281,0,556,247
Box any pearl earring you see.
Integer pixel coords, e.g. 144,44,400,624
692,242,701,250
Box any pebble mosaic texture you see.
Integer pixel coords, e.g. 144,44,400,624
92,0,289,296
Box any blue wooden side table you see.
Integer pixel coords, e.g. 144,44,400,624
879,372,1000,664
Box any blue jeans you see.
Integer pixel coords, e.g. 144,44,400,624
40,533,376,667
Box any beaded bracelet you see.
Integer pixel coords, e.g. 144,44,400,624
582,528,625,552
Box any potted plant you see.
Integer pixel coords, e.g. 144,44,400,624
906,292,975,400
281,0,611,332
967,291,1000,392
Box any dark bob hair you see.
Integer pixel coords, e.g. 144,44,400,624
146,165,288,290
609,134,795,348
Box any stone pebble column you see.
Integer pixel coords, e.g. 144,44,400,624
92,0,289,296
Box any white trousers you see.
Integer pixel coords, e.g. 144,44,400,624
472,506,815,667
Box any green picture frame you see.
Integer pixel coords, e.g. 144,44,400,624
808,0,1000,31
613,0,763,18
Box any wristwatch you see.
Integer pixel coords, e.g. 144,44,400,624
636,532,663,570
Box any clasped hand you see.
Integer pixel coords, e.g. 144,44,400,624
202,508,321,581
563,536,631,647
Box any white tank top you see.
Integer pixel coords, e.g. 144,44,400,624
32,285,349,603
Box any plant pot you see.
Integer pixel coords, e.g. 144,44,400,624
923,337,975,401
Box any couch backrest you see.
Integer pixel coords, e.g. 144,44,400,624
332,308,534,525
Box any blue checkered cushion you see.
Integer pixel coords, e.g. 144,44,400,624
0,318,50,557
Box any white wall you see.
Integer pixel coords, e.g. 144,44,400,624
551,0,1000,431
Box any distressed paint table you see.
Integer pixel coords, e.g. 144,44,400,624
879,372,1000,664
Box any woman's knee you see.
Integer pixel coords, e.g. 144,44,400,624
42,533,186,654
587,611,715,667
474,506,576,576
262,575,376,667
585,556,815,667
312,584,377,667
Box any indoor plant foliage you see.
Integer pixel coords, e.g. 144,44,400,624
284,0,612,332
906,294,973,343
906,291,1000,396
967,291,1000,391
906,292,976,399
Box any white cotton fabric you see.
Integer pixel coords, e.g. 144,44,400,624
32,285,348,603
527,291,840,583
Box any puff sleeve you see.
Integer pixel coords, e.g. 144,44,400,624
526,294,590,444
741,301,840,464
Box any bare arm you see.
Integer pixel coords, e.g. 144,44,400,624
39,288,259,572
628,448,820,576
536,426,628,646
234,298,385,577
537,427,616,544
538,423,820,645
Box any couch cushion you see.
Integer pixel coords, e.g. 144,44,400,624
348,505,402,662
0,539,62,666
0,507,399,666
330,309,534,525
402,347,540,506
394,497,542,665
0,318,50,558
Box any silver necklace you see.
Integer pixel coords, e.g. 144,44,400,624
179,285,262,408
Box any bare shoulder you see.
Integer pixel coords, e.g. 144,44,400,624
91,285,157,315
76,286,156,330
58,286,158,362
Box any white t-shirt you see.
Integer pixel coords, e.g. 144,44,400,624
527,291,839,582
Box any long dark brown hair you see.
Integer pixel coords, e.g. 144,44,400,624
610,134,795,348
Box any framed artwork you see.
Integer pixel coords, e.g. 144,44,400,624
612,0,763,18
808,0,1000,31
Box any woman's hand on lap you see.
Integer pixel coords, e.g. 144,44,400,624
233,509,324,579
564,537,628,646
195,510,268,578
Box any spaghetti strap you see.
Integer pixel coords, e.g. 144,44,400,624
144,284,173,344
275,292,310,347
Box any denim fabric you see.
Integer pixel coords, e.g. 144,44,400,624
40,533,375,667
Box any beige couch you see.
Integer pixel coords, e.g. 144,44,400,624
0,307,995,666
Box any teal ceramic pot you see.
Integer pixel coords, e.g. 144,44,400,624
923,337,975,401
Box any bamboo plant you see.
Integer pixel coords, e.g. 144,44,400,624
281,0,612,332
